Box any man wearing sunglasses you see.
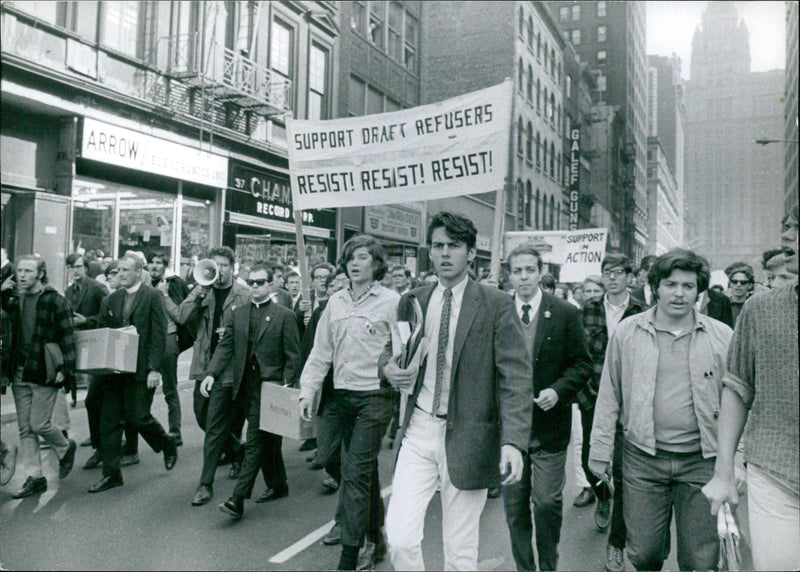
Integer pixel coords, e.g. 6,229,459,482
724,263,755,324
204,264,300,519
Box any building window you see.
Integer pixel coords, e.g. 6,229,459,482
572,5,580,20
542,137,547,171
517,117,524,155
550,49,556,76
388,1,403,61
519,6,524,38
536,77,541,111
352,1,366,35
526,122,533,161
100,1,144,58
597,74,607,93
404,12,418,72
527,65,533,101
367,85,383,114
556,153,561,184
543,86,548,119
536,31,541,59
565,114,571,138
559,6,569,22
308,43,328,120
549,141,555,176
566,75,572,98
527,16,534,47
525,181,533,226
369,1,384,49
348,75,366,115
271,18,293,81
598,25,607,42
536,132,541,167
518,58,524,92
550,93,555,122
556,104,561,134
598,1,607,17
549,195,555,229
535,188,541,228
570,29,581,45
597,50,607,63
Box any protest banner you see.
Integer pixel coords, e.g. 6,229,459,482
286,81,512,211
504,228,608,282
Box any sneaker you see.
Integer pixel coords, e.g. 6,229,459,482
573,487,596,507
321,477,339,494
12,475,47,498
356,536,387,571
192,484,213,506
322,523,341,545
595,498,611,531
120,454,140,467
1,443,18,486
604,544,624,572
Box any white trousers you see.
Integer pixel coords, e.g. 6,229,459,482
571,403,590,488
386,408,487,571
747,463,800,571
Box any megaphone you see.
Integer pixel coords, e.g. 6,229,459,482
193,259,219,286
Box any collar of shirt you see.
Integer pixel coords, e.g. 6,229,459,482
644,306,706,335
435,274,469,302
347,281,380,305
604,291,630,311
252,296,272,308
124,281,142,295
515,288,542,322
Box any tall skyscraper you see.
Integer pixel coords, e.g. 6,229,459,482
685,2,784,274
550,0,648,261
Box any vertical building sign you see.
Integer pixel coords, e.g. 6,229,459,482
569,128,581,230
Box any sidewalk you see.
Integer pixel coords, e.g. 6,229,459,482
1,349,195,424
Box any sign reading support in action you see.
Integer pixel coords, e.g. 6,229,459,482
504,228,608,282
286,81,512,211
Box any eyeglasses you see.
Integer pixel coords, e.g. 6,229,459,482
602,269,627,278
246,278,269,287
313,274,328,281
69,264,85,269
107,270,119,276
730,279,752,286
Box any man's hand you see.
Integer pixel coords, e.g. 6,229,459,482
195,285,210,300
383,355,418,391
146,371,162,389
533,388,559,411
156,280,170,296
55,371,65,386
299,397,314,421
588,459,611,482
73,313,87,327
298,299,311,313
1,276,15,292
500,444,524,486
200,375,214,397
702,473,739,516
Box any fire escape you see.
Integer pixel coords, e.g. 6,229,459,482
144,31,292,149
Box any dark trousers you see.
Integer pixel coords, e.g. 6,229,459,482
98,375,169,477
122,386,155,455
194,378,246,460
232,375,286,499
386,389,401,440
335,388,391,548
85,375,102,449
199,381,245,487
317,398,342,483
503,446,567,572
159,333,181,436
580,407,613,501
609,424,626,549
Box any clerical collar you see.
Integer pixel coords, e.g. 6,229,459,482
251,297,271,308
124,281,142,295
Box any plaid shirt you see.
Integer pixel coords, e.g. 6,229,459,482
574,296,646,411
1,285,76,389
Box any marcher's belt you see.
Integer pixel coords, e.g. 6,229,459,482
416,404,447,420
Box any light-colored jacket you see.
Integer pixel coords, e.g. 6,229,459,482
590,307,733,462
176,282,250,382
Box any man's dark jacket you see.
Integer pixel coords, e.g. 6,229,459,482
66,276,107,330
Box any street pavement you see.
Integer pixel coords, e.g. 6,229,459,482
1,353,688,570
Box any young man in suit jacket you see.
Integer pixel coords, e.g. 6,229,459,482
204,264,300,519
502,244,593,572
381,212,534,571
88,254,178,493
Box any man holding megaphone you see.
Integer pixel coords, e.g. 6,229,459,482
176,247,251,507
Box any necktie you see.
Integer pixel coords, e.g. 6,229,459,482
432,288,453,415
522,304,531,325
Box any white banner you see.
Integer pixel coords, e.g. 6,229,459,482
286,81,512,211
504,228,608,282
81,118,228,187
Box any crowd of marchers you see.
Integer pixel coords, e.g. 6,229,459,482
0,206,797,572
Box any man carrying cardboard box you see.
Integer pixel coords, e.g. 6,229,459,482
202,264,300,519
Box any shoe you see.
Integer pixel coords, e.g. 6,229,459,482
58,439,77,479
322,523,342,545
229,460,242,479
218,495,244,519
321,477,339,494
170,433,183,447
299,438,317,452
12,475,47,498
80,437,92,447
255,483,289,503
83,451,102,470
192,484,213,506
356,538,387,571
120,454,140,467
309,461,324,471
595,498,611,531
573,487,596,507
1,443,18,486
487,486,501,498
62,430,69,440
163,434,178,471
604,544,625,572
306,453,316,463
88,474,124,493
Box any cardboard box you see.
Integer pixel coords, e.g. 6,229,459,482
74,328,138,374
259,382,316,441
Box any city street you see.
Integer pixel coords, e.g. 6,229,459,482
0,354,684,571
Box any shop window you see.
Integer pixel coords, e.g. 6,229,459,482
308,42,329,120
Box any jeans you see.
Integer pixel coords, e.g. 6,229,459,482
335,388,391,548
159,333,181,436
12,380,70,478
622,441,718,571
386,407,487,571
747,463,800,571
503,446,567,571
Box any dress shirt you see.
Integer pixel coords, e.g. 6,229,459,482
515,289,542,324
300,282,399,399
603,292,630,337
416,275,469,415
